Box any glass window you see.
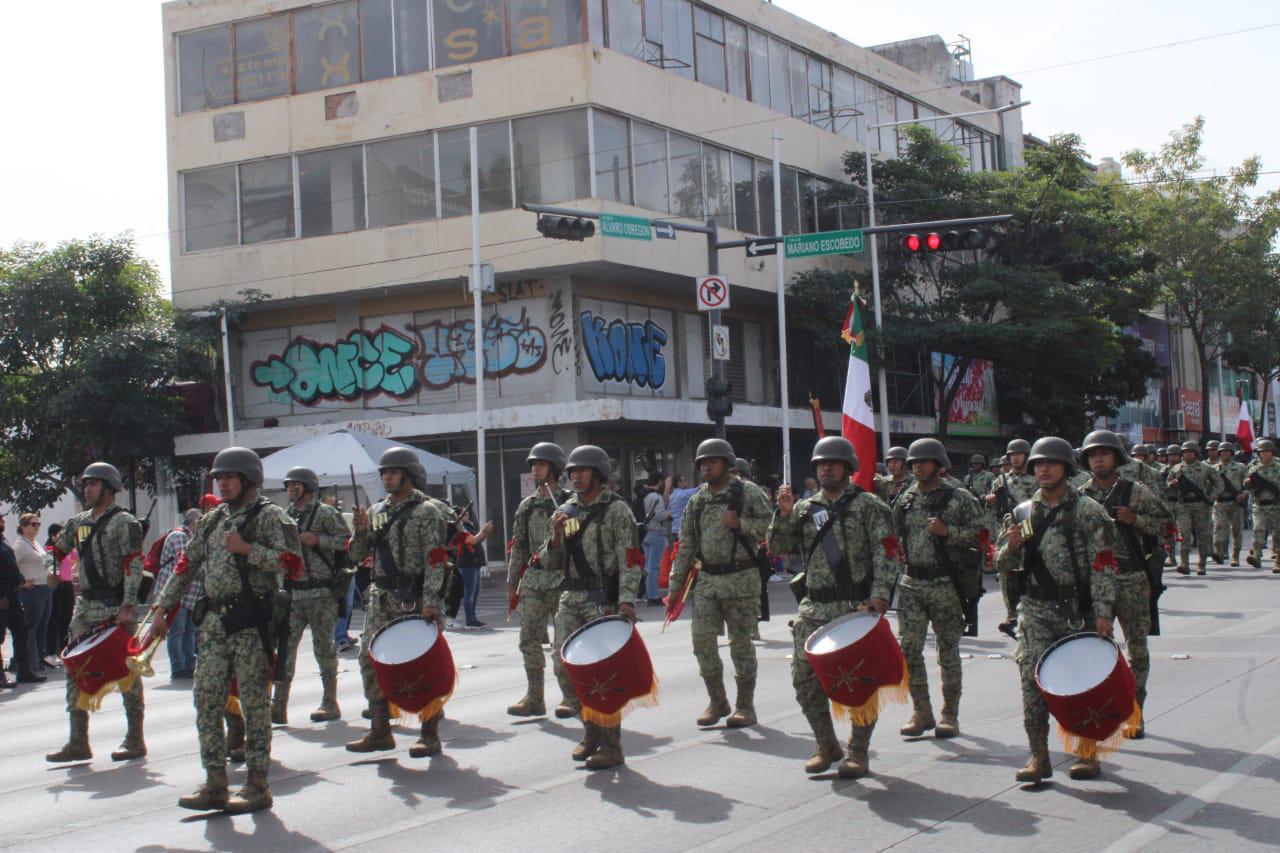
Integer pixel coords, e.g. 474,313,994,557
438,122,513,218
588,0,604,45
234,16,291,102
788,47,807,119
747,29,769,108
815,179,841,232
875,87,896,151
632,121,669,213
669,133,702,218
854,75,878,148
832,68,856,139
725,20,747,99
178,25,233,112
293,2,359,94
397,0,430,74
732,153,756,234
703,144,732,229
182,166,238,251
693,7,725,91
768,38,789,116
433,0,506,68
662,0,694,78
799,174,816,232
513,110,590,205
239,157,295,244
366,133,437,227
593,111,632,204
607,0,644,58
299,145,366,237
780,166,800,235
509,0,584,55
359,0,395,81
755,159,774,234
808,59,832,130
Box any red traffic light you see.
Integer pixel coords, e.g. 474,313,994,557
902,232,942,253
903,229,993,253
926,232,942,251
903,234,921,252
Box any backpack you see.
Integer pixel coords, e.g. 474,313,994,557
141,525,184,602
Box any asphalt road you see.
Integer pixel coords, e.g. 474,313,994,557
3,543,1279,852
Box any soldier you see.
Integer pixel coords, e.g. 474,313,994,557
1000,455,1012,476
1078,430,1170,739
1213,442,1249,566
894,439,983,740
987,439,1037,638
964,453,995,501
768,437,903,778
1167,441,1221,575
1245,439,1280,570
1162,444,1184,566
47,462,147,764
1204,439,1220,464
537,445,643,770
874,446,911,507
1155,446,1169,468
668,439,773,729
151,447,302,812
732,457,754,482
273,466,349,726
1119,443,1164,497
345,446,449,758
995,437,1120,783
506,442,571,718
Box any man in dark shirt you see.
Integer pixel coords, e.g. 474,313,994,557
1,519,45,685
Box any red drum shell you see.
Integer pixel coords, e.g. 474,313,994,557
369,615,457,717
560,616,657,724
804,611,907,715
1035,632,1138,750
61,624,135,711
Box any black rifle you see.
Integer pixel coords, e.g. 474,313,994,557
994,480,1015,520
1174,471,1211,504
1218,468,1242,503
1101,479,1164,636
1250,471,1280,501
921,489,983,638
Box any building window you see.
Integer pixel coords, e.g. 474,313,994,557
183,165,238,251
724,19,747,100
233,16,291,103
239,157,295,244
607,0,644,58
593,111,633,204
298,145,366,238
669,132,702,218
799,173,817,233
358,0,395,81
293,2,360,95
632,120,669,213
832,68,856,140
433,0,506,68
756,159,774,236
807,58,832,130
177,25,233,113
661,0,695,78
767,38,789,116
513,110,590,205
438,122,513,218
747,28,769,108
396,0,431,74
732,153,756,234
693,7,725,91
509,0,584,55
788,47,807,120
588,0,605,44
883,346,932,417
704,144,733,229
366,133,437,227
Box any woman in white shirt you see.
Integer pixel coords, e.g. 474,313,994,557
14,514,55,670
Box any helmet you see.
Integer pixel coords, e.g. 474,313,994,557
969,453,986,465
1205,439,1220,452
1257,438,1276,452
1165,444,1181,456
1006,438,1031,455
81,461,124,493
906,438,949,468
1080,429,1129,464
377,446,428,490
210,447,264,486
875,462,888,475
1027,436,1077,473
1220,442,1236,453
1133,443,1148,456
811,436,859,472
885,446,908,462
694,438,736,466
1180,440,1200,456
1118,434,1134,453
998,455,1009,465
526,442,567,473
283,466,320,494
565,445,612,480
733,457,753,479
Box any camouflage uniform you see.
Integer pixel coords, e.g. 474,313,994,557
964,470,996,501
156,497,301,776
989,471,1037,621
279,498,349,690
506,484,570,707
874,475,911,508
894,481,983,728
1213,460,1248,563
1166,460,1221,571
1246,458,1280,564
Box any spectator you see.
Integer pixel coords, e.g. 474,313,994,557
155,509,202,679
44,523,74,658
640,472,672,605
0,517,43,684
668,474,699,539
15,514,55,671
453,507,494,629
800,477,819,499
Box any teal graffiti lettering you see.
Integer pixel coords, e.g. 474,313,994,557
250,326,419,404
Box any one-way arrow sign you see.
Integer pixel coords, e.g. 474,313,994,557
654,222,676,240
745,239,778,257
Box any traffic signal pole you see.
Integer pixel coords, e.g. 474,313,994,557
706,216,728,440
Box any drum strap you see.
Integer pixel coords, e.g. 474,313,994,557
806,489,861,592
1024,501,1086,610
374,498,425,600
78,507,125,599
1100,479,1148,574
565,499,613,587
230,499,274,666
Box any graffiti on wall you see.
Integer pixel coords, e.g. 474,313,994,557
549,288,572,374
413,307,546,389
579,310,668,390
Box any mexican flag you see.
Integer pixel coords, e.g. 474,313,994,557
1237,385,1255,453
840,294,877,491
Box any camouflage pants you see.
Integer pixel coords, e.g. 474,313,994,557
358,587,431,703
1174,505,1213,565
897,577,964,714
280,589,338,684
1014,598,1076,754
516,586,558,679
194,611,272,774
791,612,875,746
1251,504,1280,557
1212,502,1246,559
65,598,144,717
553,591,608,713
691,592,758,683
1113,571,1151,707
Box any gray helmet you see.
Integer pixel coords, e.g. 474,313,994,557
1220,442,1236,454
526,442,567,473
1257,438,1276,452
565,445,612,480
1205,439,1220,451
998,455,1009,465
1156,446,1169,456
1080,429,1129,464
1118,434,1134,452
811,436,859,472
1132,443,1148,456
81,461,124,494
694,438,736,466
1027,436,1077,473
1006,438,1031,455
969,453,986,465
283,466,320,494
377,446,428,490
733,457,753,479
210,446,264,486
906,438,949,468
885,446,908,462
1180,440,1200,456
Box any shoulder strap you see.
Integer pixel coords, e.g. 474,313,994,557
79,507,126,594
233,498,272,597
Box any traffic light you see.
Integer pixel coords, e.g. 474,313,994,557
536,214,596,241
901,229,992,253
706,376,733,420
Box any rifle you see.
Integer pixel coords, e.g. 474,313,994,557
1218,468,1243,503
1102,480,1165,636
922,489,982,638
1249,471,1280,501
1174,470,1211,504
139,499,158,538
994,480,1015,520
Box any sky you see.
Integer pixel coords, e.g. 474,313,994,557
0,0,1276,295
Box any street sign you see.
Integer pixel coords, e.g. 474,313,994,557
696,275,730,311
745,239,778,258
653,222,677,240
711,324,730,361
466,263,495,293
599,213,652,241
784,228,864,258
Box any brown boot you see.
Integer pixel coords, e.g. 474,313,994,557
178,767,230,811
725,678,757,728
838,742,870,779
585,726,624,770
571,723,602,761
226,713,246,763
1016,751,1053,783
696,678,732,727
554,701,579,719
271,681,289,725
1069,758,1101,780
408,712,443,758
46,710,92,763
111,708,147,761
804,714,844,774
310,673,341,722
346,700,395,752
507,674,546,717
936,690,960,739
899,707,936,737
223,770,273,813
1231,552,1240,567
1247,552,1261,568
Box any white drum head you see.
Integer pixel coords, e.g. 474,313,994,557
371,618,438,665
67,626,117,655
563,619,632,666
1038,636,1117,696
806,612,879,655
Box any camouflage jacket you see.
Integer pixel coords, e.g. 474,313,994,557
990,470,1037,512
768,485,903,620
1119,459,1163,498
964,470,995,500
1166,460,1223,505
1245,459,1280,502
995,486,1119,619
535,491,642,605
873,475,911,507
349,490,449,609
56,506,144,607
1079,476,1171,570
287,498,350,584
894,481,983,580
506,485,571,590
670,479,773,600
1216,461,1248,501
157,496,301,609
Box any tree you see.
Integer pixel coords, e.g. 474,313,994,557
1221,254,1280,435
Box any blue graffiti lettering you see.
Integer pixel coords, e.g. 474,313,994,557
579,311,668,389
412,307,547,390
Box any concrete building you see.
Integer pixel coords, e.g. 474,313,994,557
163,0,1025,555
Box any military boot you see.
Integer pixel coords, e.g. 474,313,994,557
1069,758,1101,780
226,713,246,763
111,707,147,761
936,689,960,739
408,712,443,758
554,700,579,719
1247,551,1261,568
899,696,936,737
838,728,871,779
1177,558,1191,575
1015,723,1053,783
1197,555,1208,576
584,726,624,770
178,767,230,811
271,681,289,725
1231,551,1241,568
696,677,732,727
46,710,92,762
507,673,546,717
223,770,273,813
345,699,395,752
571,722,602,761
310,673,341,722
804,713,844,774
725,677,757,728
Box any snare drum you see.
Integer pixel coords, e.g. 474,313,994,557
804,611,908,725
560,616,659,726
369,615,457,722
1036,632,1139,759
61,624,138,712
